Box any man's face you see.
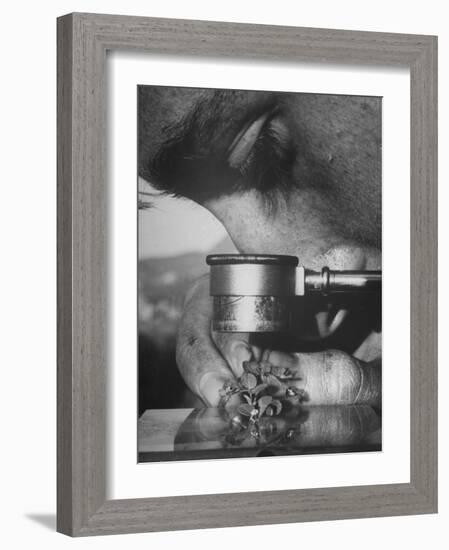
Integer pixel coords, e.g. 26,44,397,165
138,87,382,358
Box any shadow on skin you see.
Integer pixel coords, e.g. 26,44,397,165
25,513,56,531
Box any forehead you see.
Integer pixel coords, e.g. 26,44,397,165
138,87,276,165
138,85,380,157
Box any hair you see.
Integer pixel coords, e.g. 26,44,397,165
139,92,297,214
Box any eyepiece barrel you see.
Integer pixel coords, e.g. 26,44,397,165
305,267,382,294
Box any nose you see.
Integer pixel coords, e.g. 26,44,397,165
303,244,375,340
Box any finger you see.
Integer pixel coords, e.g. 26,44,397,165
211,331,252,378
251,345,263,362
176,275,239,407
266,349,380,406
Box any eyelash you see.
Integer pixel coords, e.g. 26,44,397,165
237,115,296,196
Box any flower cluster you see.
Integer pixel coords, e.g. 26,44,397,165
219,359,306,422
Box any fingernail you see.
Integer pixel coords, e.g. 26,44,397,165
199,373,228,407
199,372,242,408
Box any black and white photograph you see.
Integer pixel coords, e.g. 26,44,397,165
137,85,382,461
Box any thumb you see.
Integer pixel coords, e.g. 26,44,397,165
211,331,253,378
176,274,239,407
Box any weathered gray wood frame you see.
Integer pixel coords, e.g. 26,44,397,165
57,12,438,536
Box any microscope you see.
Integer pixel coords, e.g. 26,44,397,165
207,254,381,332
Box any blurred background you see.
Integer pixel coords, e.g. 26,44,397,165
138,178,235,413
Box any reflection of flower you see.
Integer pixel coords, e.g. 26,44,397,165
220,406,307,450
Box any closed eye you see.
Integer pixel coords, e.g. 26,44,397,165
227,109,296,200
227,110,274,169
147,99,295,206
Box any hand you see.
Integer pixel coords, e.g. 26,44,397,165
176,275,381,408
262,350,381,407
176,274,252,406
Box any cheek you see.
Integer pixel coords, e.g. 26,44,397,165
204,191,381,272
205,192,279,252
204,190,337,264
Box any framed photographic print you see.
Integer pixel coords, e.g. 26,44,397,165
136,84,383,463
57,13,438,536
